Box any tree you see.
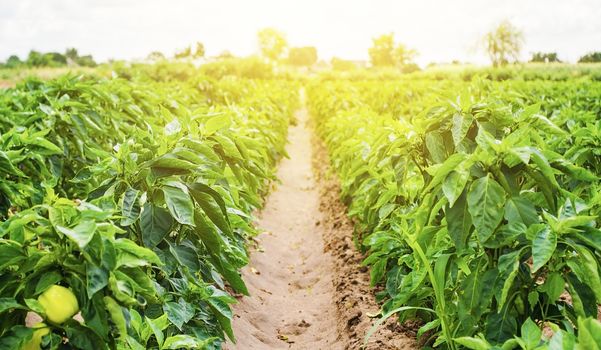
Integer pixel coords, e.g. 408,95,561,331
75,55,96,67
174,46,191,59
257,28,287,61
147,51,166,61
217,50,234,59
65,48,78,61
193,42,205,58
26,50,45,67
44,52,67,67
530,52,560,63
368,33,416,67
578,52,601,63
288,46,318,66
5,55,22,68
482,20,524,66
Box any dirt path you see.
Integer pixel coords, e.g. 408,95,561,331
225,105,344,349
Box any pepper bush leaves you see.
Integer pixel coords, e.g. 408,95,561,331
308,77,601,348
0,63,299,349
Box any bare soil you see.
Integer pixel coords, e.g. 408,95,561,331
225,107,344,349
226,100,417,349
311,127,418,350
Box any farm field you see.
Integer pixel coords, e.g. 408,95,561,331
1,61,600,349
2,2,601,348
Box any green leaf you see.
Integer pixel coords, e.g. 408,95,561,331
162,184,195,226
568,244,601,303
531,226,557,273
121,187,141,226
425,131,447,163
0,151,26,177
163,298,195,331
549,329,575,350
520,318,542,349
167,242,200,272
140,204,174,248
162,335,209,349
24,299,45,316
576,317,601,350
188,183,232,237
451,112,474,147
207,294,235,341
467,175,506,243
454,336,490,350
424,153,466,193
104,296,127,339
203,114,231,135
485,310,517,344
0,242,25,269
114,238,162,267
0,298,26,314
497,249,523,308
0,325,33,349
458,263,496,332
566,272,597,318
146,315,167,347
57,220,97,249
35,271,63,295
446,192,472,252
541,272,564,302
504,196,538,227
86,263,109,299
443,169,470,207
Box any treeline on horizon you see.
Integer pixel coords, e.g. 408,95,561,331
3,22,601,70
0,48,96,69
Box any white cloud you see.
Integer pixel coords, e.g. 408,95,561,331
0,0,599,64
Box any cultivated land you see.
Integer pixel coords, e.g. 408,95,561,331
1,61,601,349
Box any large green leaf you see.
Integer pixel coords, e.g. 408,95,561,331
120,187,141,226
451,112,474,147
57,220,97,249
504,196,538,227
140,203,174,248
188,183,232,237
443,168,470,207
162,183,195,226
520,318,542,349
446,192,472,252
568,244,601,303
163,298,195,331
496,249,523,308
467,175,506,243
531,226,557,273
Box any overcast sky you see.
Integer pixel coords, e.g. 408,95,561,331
0,0,600,65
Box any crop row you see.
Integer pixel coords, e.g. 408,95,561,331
308,79,601,349
0,67,298,349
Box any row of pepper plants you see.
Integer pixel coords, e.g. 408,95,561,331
307,77,601,349
0,64,298,349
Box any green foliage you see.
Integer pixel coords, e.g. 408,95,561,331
530,52,560,63
174,43,205,59
1,49,96,69
0,63,298,348
368,33,417,67
200,57,275,80
194,42,205,58
578,52,601,63
482,20,524,66
287,47,318,67
308,77,601,348
257,28,288,61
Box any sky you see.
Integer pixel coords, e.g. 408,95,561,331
0,0,600,66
